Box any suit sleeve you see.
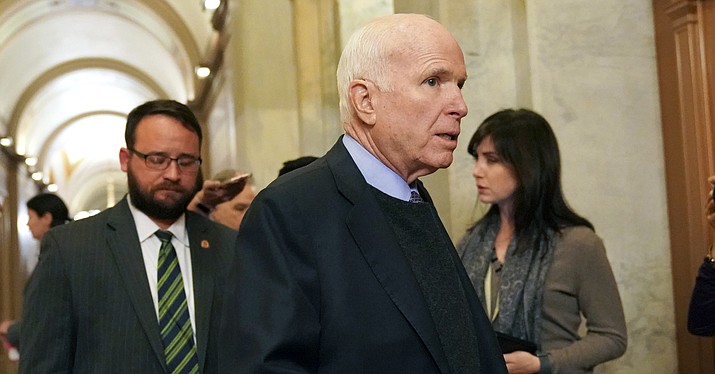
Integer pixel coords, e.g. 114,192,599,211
688,261,715,336
218,195,320,373
6,319,20,348
19,232,76,374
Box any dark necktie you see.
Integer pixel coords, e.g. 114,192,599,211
156,230,200,374
409,190,424,203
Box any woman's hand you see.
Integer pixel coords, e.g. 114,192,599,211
504,351,540,374
186,180,221,217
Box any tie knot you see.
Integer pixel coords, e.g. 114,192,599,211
409,190,424,203
155,230,173,243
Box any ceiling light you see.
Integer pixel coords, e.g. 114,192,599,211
74,209,100,221
47,184,58,192
195,66,211,79
25,157,38,167
202,0,221,11
31,171,43,181
0,137,12,147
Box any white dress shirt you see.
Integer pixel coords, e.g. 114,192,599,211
127,196,197,336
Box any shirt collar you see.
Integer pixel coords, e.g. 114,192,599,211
342,134,415,201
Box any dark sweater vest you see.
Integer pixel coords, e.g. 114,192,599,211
373,189,480,374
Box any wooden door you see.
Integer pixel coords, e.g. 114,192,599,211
653,0,715,372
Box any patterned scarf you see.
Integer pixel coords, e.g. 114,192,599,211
458,213,555,348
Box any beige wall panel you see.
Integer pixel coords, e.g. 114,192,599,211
526,1,674,372
229,0,300,188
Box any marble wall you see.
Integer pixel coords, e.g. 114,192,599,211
532,2,674,372
227,0,301,188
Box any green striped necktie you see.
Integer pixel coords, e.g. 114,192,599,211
156,230,199,374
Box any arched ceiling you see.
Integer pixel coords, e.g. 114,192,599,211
0,0,220,216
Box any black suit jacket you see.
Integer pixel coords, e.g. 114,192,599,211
218,138,506,373
688,260,715,336
5,319,20,348
19,197,237,373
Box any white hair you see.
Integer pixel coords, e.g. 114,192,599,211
336,15,415,128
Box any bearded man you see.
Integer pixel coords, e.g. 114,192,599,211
20,100,237,374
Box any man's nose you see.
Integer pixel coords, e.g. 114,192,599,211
163,160,182,180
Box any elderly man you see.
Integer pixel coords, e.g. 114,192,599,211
20,100,237,373
218,14,506,373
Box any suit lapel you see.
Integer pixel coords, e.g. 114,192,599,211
105,199,168,372
326,139,451,373
186,213,213,372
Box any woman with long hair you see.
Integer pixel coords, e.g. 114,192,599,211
0,193,71,356
458,109,627,373
26,193,71,240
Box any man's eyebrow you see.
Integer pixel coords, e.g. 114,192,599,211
426,67,467,84
427,67,450,77
429,67,447,75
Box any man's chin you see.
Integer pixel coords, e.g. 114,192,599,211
131,192,192,221
142,201,188,221
430,156,454,170
154,194,192,210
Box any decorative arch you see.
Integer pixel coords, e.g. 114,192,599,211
7,58,168,136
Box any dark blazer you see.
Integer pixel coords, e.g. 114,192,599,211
5,319,20,348
19,197,237,374
688,260,715,336
218,137,506,373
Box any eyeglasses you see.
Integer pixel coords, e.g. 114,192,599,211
128,148,202,173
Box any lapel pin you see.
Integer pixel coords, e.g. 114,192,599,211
201,240,210,249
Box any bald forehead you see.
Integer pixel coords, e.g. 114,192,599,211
371,13,438,29
377,15,461,53
379,15,465,71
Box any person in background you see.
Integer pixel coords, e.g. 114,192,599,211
458,108,627,373
189,169,257,230
19,99,237,373
25,193,72,241
0,193,71,355
190,159,314,230
687,175,715,336
218,13,507,374
278,156,318,177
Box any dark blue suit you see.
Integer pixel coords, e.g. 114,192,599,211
19,198,237,373
688,260,715,336
218,138,507,373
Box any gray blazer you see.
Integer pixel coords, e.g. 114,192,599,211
19,197,237,373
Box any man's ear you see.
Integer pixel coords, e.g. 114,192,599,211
349,80,376,126
119,148,130,172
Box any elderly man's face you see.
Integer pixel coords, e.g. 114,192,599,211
368,20,468,183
